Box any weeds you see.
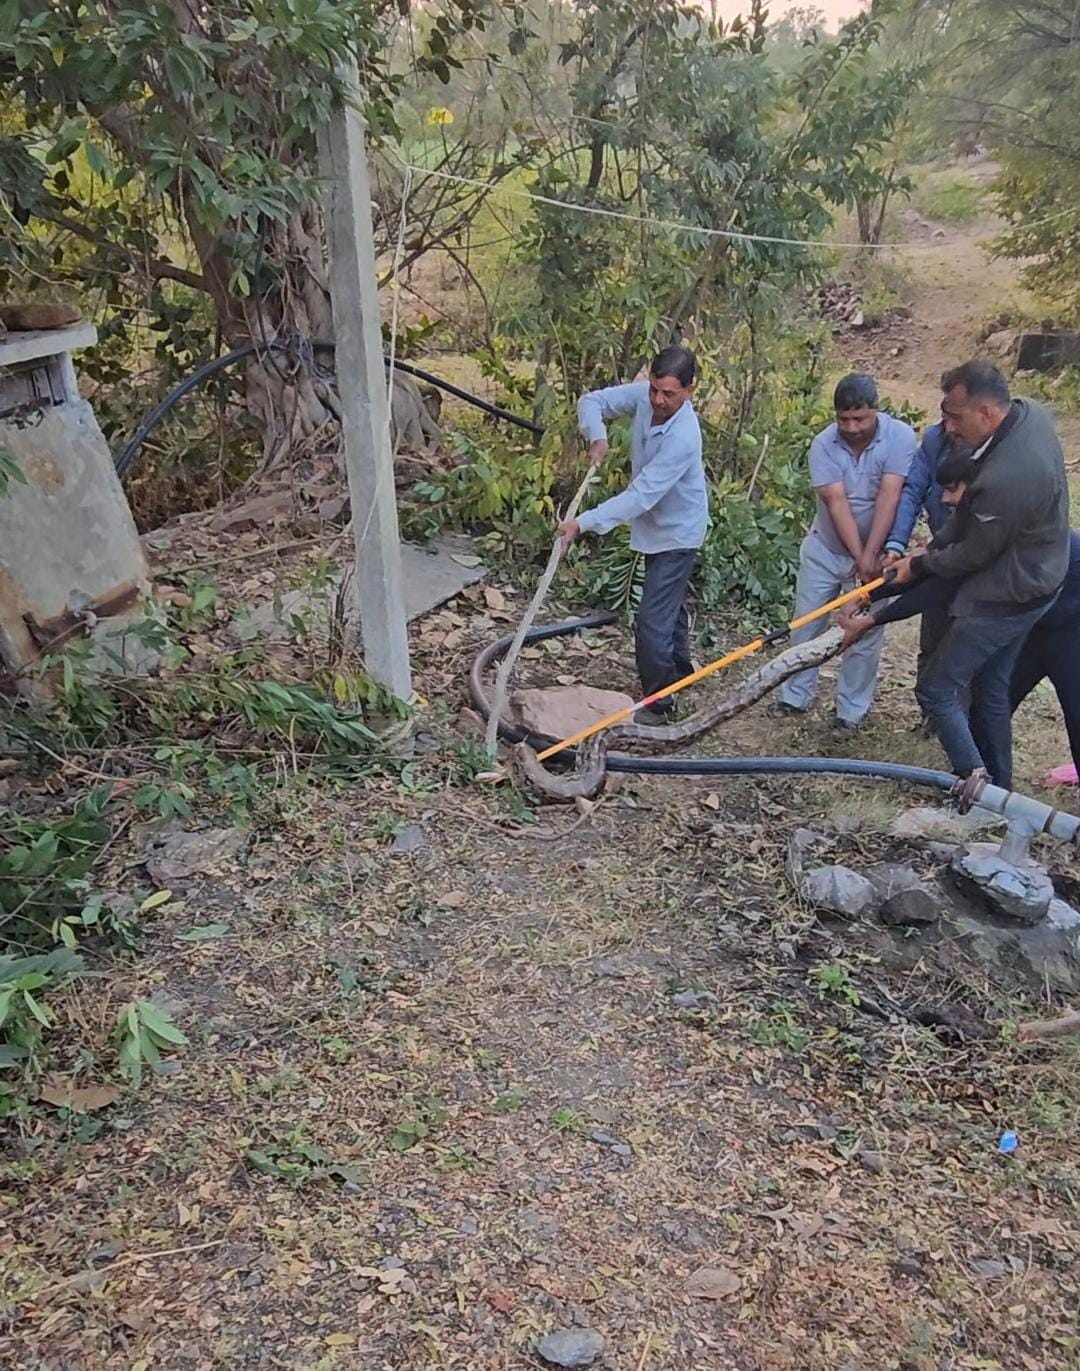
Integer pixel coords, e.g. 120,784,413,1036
244,1125,364,1188
114,999,188,1086
915,173,984,224
0,788,113,954
389,1096,448,1151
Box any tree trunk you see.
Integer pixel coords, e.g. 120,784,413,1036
187,206,343,471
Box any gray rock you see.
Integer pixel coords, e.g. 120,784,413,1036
536,1328,605,1368
950,844,1054,925
866,863,922,902
970,1258,1008,1279
390,824,427,855
803,864,877,919
671,988,716,1011
880,885,943,927
858,1149,885,1174
893,1255,922,1278
1046,897,1080,931
612,1144,633,1159
785,827,832,884
142,826,248,883
458,1216,478,1235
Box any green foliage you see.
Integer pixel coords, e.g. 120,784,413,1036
1024,367,1080,418
389,1097,448,1151
0,447,26,497
41,629,398,760
114,1000,188,1087
402,427,557,552
0,788,113,953
914,174,983,224
0,949,82,1083
809,962,861,1006
245,1125,364,1188
0,0,519,509
748,1003,809,1053
551,1105,588,1133
917,0,1080,322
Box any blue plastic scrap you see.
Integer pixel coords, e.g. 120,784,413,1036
998,1130,1020,1154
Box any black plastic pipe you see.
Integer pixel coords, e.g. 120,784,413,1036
113,337,544,478
469,613,958,793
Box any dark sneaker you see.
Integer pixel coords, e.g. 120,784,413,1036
769,700,809,719
634,706,673,726
833,717,861,735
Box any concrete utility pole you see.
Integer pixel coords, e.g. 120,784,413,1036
319,74,412,704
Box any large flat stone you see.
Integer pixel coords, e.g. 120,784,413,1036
949,843,1054,925
237,534,487,640
510,684,634,741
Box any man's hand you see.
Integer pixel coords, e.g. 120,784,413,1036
837,606,875,651
587,439,608,468
557,518,581,552
881,551,901,567
890,548,926,585
856,551,881,584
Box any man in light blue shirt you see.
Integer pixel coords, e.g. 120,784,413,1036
778,372,916,730
557,346,708,721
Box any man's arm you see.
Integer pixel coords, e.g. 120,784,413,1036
578,382,648,466
817,483,864,564
575,432,695,538
859,473,906,578
920,479,1030,580
884,441,934,556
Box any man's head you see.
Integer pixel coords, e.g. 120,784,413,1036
936,449,980,508
940,360,1011,448
649,345,697,422
833,373,879,452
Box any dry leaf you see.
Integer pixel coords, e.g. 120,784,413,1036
489,1289,514,1313
325,1333,353,1347
685,1265,741,1300
438,891,469,908
483,586,508,612
790,1214,825,1242
39,1077,121,1112
702,793,721,810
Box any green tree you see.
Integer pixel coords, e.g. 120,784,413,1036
0,0,525,466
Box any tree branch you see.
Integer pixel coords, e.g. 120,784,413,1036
33,206,208,292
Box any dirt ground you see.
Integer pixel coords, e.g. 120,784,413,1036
2,171,1079,1370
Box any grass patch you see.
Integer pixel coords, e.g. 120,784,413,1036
915,173,985,224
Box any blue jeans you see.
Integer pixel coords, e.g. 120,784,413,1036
916,603,1051,788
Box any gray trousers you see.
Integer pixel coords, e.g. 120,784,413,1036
636,549,697,709
779,533,884,724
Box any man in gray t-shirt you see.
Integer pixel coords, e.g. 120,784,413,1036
778,372,915,729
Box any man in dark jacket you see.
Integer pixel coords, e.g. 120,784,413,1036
888,360,1070,790
843,467,1080,786
1010,529,1080,782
